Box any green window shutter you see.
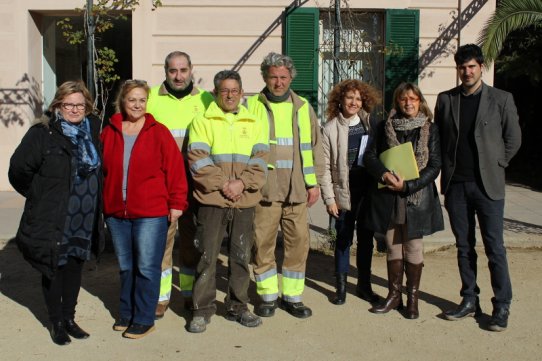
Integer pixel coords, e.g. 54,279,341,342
384,9,419,111
284,7,319,113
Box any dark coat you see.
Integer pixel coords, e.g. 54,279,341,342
8,112,105,279
434,82,522,200
361,119,444,239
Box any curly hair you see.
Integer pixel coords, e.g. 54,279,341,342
325,79,381,121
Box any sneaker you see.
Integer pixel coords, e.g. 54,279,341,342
122,323,155,339
488,308,509,332
112,318,131,332
225,310,262,328
187,316,210,333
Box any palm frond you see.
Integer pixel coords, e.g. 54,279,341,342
477,0,542,65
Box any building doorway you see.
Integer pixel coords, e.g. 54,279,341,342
39,12,132,118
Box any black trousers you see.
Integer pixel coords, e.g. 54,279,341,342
444,181,512,309
41,257,84,323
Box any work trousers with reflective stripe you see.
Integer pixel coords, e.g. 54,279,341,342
253,201,310,303
192,206,254,319
158,209,199,305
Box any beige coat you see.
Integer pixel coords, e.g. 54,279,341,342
320,110,370,211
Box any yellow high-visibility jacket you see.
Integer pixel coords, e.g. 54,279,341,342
147,83,214,153
188,101,269,208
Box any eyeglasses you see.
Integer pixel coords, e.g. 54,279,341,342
219,88,241,96
61,103,86,111
398,96,420,103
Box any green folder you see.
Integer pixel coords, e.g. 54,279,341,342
377,142,419,189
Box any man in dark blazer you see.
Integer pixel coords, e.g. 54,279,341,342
434,44,521,332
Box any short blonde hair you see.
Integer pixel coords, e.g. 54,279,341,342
48,80,94,115
114,79,150,116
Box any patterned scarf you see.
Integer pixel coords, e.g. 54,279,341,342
59,114,100,179
384,109,430,206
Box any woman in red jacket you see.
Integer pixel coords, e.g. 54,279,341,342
101,80,188,339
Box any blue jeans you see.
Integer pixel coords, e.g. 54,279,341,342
334,185,374,281
106,216,168,326
444,181,512,308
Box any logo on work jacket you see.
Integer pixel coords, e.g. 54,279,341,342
240,127,249,139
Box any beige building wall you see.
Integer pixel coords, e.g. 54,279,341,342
0,0,495,190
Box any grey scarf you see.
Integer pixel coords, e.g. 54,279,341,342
384,110,430,206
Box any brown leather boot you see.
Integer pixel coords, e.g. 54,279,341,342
155,302,169,320
370,259,404,314
405,262,423,319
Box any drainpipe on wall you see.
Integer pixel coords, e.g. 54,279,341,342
457,0,462,86
333,0,341,85
86,0,95,98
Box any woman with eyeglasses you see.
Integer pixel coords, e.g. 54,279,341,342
101,79,188,339
9,81,104,345
362,82,444,319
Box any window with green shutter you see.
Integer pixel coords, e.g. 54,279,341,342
384,9,420,112
284,7,320,113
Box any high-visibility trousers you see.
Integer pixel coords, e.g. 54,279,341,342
253,201,310,303
158,209,199,304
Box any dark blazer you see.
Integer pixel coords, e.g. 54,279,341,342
434,82,522,200
9,112,105,279
362,120,444,239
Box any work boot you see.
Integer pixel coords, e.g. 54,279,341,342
50,321,71,346
488,308,509,332
64,319,90,339
281,300,312,319
155,302,169,320
444,298,482,321
187,316,210,333
404,262,423,319
255,300,278,317
331,273,347,305
370,259,404,314
225,310,262,328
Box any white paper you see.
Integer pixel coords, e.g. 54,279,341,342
357,135,369,166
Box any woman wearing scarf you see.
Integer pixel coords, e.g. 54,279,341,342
363,82,443,319
320,79,381,305
9,81,104,345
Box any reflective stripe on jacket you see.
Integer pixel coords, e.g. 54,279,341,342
147,84,214,152
187,102,269,208
247,90,324,203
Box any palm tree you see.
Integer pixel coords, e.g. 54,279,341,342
477,0,542,66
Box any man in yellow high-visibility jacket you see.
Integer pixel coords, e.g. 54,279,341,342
187,70,269,333
248,52,324,319
147,51,214,319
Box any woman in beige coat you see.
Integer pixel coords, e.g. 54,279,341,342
321,80,381,305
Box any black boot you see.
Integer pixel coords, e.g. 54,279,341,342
404,262,423,319
370,259,404,314
331,273,347,305
64,319,90,339
356,270,379,303
356,227,379,303
50,321,71,346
